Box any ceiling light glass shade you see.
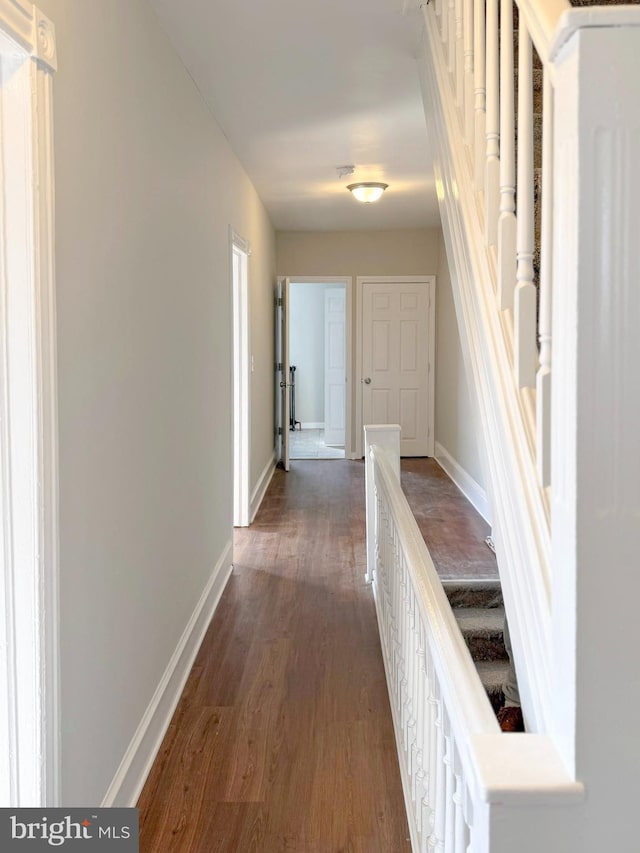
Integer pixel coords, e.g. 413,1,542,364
347,182,389,203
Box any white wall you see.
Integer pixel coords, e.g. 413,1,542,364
37,0,275,805
435,232,486,495
277,229,440,451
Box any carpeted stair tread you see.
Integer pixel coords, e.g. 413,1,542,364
442,579,503,610
455,606,508,662
476,660,510,712
454,606,505,636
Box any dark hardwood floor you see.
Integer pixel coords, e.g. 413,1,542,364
138,457,494,851
139,461,410,852
402,458,497,580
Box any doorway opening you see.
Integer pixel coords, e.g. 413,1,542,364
288,281,348,460
231,230,250,527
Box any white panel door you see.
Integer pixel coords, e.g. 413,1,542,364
275,277,290,471
362,281,432,456
324,288,346,447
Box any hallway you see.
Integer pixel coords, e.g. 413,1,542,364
138,460,412,852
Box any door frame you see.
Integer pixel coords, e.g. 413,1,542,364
287,276,354,458
0,2,60,806
230,228,251,527
355,276,436,458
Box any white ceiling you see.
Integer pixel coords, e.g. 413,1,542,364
149,0,439,231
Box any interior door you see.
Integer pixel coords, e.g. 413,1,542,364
275,277,290,471
324,287,346,447
361,280,433,456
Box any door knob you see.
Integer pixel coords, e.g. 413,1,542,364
363,377,372,384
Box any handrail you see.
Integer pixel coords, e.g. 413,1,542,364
366,435,583,850
516,0,571,63
371,444,498,740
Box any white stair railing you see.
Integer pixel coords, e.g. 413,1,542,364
514,21,537,389
414,0,640,847
364,425,582,853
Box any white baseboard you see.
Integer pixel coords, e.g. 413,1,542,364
250,450,276,523
434,441,491,524
301,422,324,430
101,540,233,807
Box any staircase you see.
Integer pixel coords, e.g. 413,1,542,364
364,0,640,849
443,580,508,713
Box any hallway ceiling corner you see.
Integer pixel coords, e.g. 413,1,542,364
149,0,440,231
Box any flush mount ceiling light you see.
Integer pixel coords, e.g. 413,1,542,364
347,182,389,203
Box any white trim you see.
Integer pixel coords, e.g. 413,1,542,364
101,541,233,807
355,275,436,458
0,5,59,807
300,422,324,430
230,228,251,528
286,276,353,458
434,441,491,523
418,13,552,733
249,450,277,523
0,1,57,71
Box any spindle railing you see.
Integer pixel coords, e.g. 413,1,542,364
413,0,640,847
364,426,582,852
431,0,561,484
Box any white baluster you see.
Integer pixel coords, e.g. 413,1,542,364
407,604,422,779
473,0,486,190
398,552,409,724
443,709,455,853
498,0,517,310
515,24,538,388
463,0,474,145
422,652,438,852
452,744,469,853
428,686,446,852
412,623,429,812
441,0,449,45
448,0,456,76
536,72,553,486
484,0,500,247
405,586,418,754
463,784,474,853
454,0,463,98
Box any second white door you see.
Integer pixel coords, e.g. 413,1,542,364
361,278,434,457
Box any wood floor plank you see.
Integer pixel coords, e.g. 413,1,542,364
139,458,489,851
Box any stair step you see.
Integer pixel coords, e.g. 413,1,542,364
454,606,508,662
442,579,503,610
475,660,509,714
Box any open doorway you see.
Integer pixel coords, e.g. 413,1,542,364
288,280,348,460
231,230,250,526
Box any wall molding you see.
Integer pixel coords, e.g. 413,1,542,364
434,442,491,524
301,422,324,430
101,541,233,807
0,3,59,806
0,1,57,70
250,450,276,523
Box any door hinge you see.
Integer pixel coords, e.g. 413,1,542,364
276,296,283,307
277,426,283,436
276,362,284,372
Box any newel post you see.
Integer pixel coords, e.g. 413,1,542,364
364,425,401,584
550,18,640,849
